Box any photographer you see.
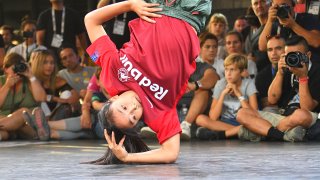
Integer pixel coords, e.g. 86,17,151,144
237,36,320,142
9,18,46,62
0,53,46,141
258,0,320,63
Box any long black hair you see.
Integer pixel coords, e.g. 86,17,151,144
86,102,150,165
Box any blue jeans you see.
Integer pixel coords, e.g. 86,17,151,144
220,117,240,126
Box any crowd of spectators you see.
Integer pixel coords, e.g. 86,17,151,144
0,0,320,143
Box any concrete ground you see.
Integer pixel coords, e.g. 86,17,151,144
1,139,320,179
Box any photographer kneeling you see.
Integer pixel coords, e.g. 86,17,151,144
237,36,320,142
259,0,320,63
0,53,46,141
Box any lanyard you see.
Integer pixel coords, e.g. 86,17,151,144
51,7,65,35
112,0,127,20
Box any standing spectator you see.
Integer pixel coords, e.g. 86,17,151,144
9,19,46,62
206,13,228,60
245,0,270,72
255,35,286,112
195,53,258,140
0,25,15,54
97,0,138,49
57,44,96,99
233,16,250,40
259,0,320,64
36,0,88,66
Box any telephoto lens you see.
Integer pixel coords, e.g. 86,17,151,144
13,62,28,73
276,4,291,19
285,51,309,68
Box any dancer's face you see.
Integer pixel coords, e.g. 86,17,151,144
109,91,143,129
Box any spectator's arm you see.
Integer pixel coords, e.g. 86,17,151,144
36,30,46,46
77,33,89,65
80,90,93,129
268,71,284,105
197,68,219,90
298,79,318,111
97,0,111,8
0,48,4,68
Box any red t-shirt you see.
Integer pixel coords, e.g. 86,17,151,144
87,16,199,144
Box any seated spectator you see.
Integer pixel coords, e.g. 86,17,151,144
195,53,258,140
259,0,320,64
9,18,46,62
29,49,79,118
206,13,228,60
24,68,108,140
0,53,46,141
237,36,320,142
255,35,285,112
58,44,96,98
215,30,258,79
0,25,15,54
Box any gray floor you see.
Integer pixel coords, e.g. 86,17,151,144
1,140,320,179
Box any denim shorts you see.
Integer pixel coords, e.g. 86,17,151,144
220,117,240,126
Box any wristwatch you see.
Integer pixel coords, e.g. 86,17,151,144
195,81,202,90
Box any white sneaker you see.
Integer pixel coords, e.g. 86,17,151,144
140,126,157,139
180,121,191,141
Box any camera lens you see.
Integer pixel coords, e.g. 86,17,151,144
277,4,290,19
13,63,28,73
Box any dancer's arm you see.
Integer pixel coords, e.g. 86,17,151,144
85,0,162,43
105,130,180,163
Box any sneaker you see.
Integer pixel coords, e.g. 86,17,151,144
180,121,191,141
238,126,262,142
196,127,219,140
140,126,157,139
23,108,50,141
283,126,306,142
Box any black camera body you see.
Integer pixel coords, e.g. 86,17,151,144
13,62,28,73
22,31,34,38
277,4,291,19
285,51,309,68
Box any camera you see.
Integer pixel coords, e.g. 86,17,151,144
276,4,291,19
285,51,309,68
13,62,28,73
22,31,34,38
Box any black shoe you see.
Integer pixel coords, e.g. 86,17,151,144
196,127,219,140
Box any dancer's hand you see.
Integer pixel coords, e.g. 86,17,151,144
104,129,129,162
129,0,162,23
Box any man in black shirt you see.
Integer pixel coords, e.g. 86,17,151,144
36,0,88,66
238,36,320,142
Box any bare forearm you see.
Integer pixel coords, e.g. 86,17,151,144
299,83,317,110
258,20,273,51
124,134,180,164
0,85,10,108
30,80,46,102
291,23,320,48
268,73,284,104
85,1,131,42
209,98,224,120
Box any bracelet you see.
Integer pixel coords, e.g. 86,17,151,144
194,81,199,90
29,76,37,82
299,77,309,84
238,96,246,101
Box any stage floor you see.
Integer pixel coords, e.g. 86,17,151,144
1,139,320,179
